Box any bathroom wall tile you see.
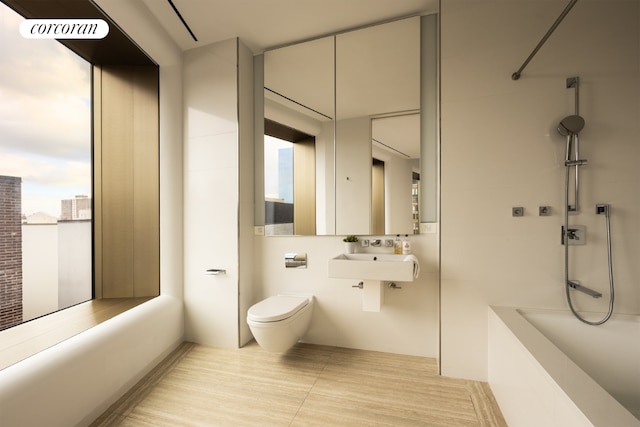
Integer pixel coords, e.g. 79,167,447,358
238,40,255,208
183,38,241,348
184,168,238,216
185,132,239,173
159,64,185,300
440,278,489,380
183,40,238,139
184,273,239,347
441,0,640,381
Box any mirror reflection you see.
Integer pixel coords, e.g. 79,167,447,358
335,17,420,235
263,16,422,236
371,113,421,235
263,36,335,236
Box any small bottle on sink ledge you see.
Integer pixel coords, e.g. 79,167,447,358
394,235,402,254
402,234,412,255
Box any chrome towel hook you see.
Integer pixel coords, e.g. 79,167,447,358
205,269,226,275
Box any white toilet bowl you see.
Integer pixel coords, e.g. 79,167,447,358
247,294,314,353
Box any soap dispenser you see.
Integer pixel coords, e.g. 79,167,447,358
402,234,412,255
394,235,402,254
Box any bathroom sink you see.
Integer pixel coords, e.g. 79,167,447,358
328,253,416,282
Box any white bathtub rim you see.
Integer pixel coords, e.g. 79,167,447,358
490,306,640,427
516,306,640,323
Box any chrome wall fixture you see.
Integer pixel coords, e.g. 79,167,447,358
556,78,616,325
511,0,579,80
285,253,307,269
559,77,586,213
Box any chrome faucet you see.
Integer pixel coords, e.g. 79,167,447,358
567,280,602,298
566,228,580,240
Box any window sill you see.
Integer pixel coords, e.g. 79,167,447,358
0,297,153,371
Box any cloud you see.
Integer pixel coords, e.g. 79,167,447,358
0,5,91,216
0,151,91,216
0,19,91,160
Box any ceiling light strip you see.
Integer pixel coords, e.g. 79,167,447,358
166,0,197,42
372,138,410,158
264,87,333,120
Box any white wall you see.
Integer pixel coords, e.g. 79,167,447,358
316,120,336,235
254,233,439,358
183,38,252,347
22,221,96,319
238,41,256,346
0,1,185,425
335,117,372,235
58,221,92,309
21,224,58,321
384,157,415,233
440,0,640,380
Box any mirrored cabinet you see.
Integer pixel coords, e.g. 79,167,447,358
258,14,438,236
263,36,335,236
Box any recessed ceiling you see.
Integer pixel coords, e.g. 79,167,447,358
138,0,438,53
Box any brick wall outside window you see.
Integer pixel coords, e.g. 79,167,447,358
0,175,23,330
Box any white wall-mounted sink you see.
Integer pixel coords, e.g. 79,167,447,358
328,253,416,282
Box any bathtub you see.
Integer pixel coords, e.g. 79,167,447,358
488,306,640,427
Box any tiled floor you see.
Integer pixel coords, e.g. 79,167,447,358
91,341,507,426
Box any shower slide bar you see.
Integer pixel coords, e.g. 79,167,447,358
560,78,585,212
511,0,579,80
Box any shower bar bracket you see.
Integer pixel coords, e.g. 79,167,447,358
566,76,580,115
512,0,578,80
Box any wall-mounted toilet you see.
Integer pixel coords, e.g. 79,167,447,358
247,294,314,353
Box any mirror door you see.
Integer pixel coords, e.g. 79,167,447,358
335,17,420,235
261,15,431,236
263,36,335,235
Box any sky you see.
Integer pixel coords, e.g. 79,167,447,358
264,135,292,201
0,4,91,218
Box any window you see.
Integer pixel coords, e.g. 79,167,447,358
264,135,294,235
0,0,160,336
0,3,92,330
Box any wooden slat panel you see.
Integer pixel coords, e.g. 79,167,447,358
101,66,134,298
93,65,103,299
98,65,159,298
293,139,316,235
371,160,385,234
132,67,159,297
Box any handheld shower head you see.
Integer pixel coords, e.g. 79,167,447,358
558,115,585,136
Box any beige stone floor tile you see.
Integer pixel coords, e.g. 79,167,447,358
294,392,480,427
91,342,507,427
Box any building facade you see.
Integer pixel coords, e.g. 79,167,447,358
60,195,91,220
0,175,22,330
